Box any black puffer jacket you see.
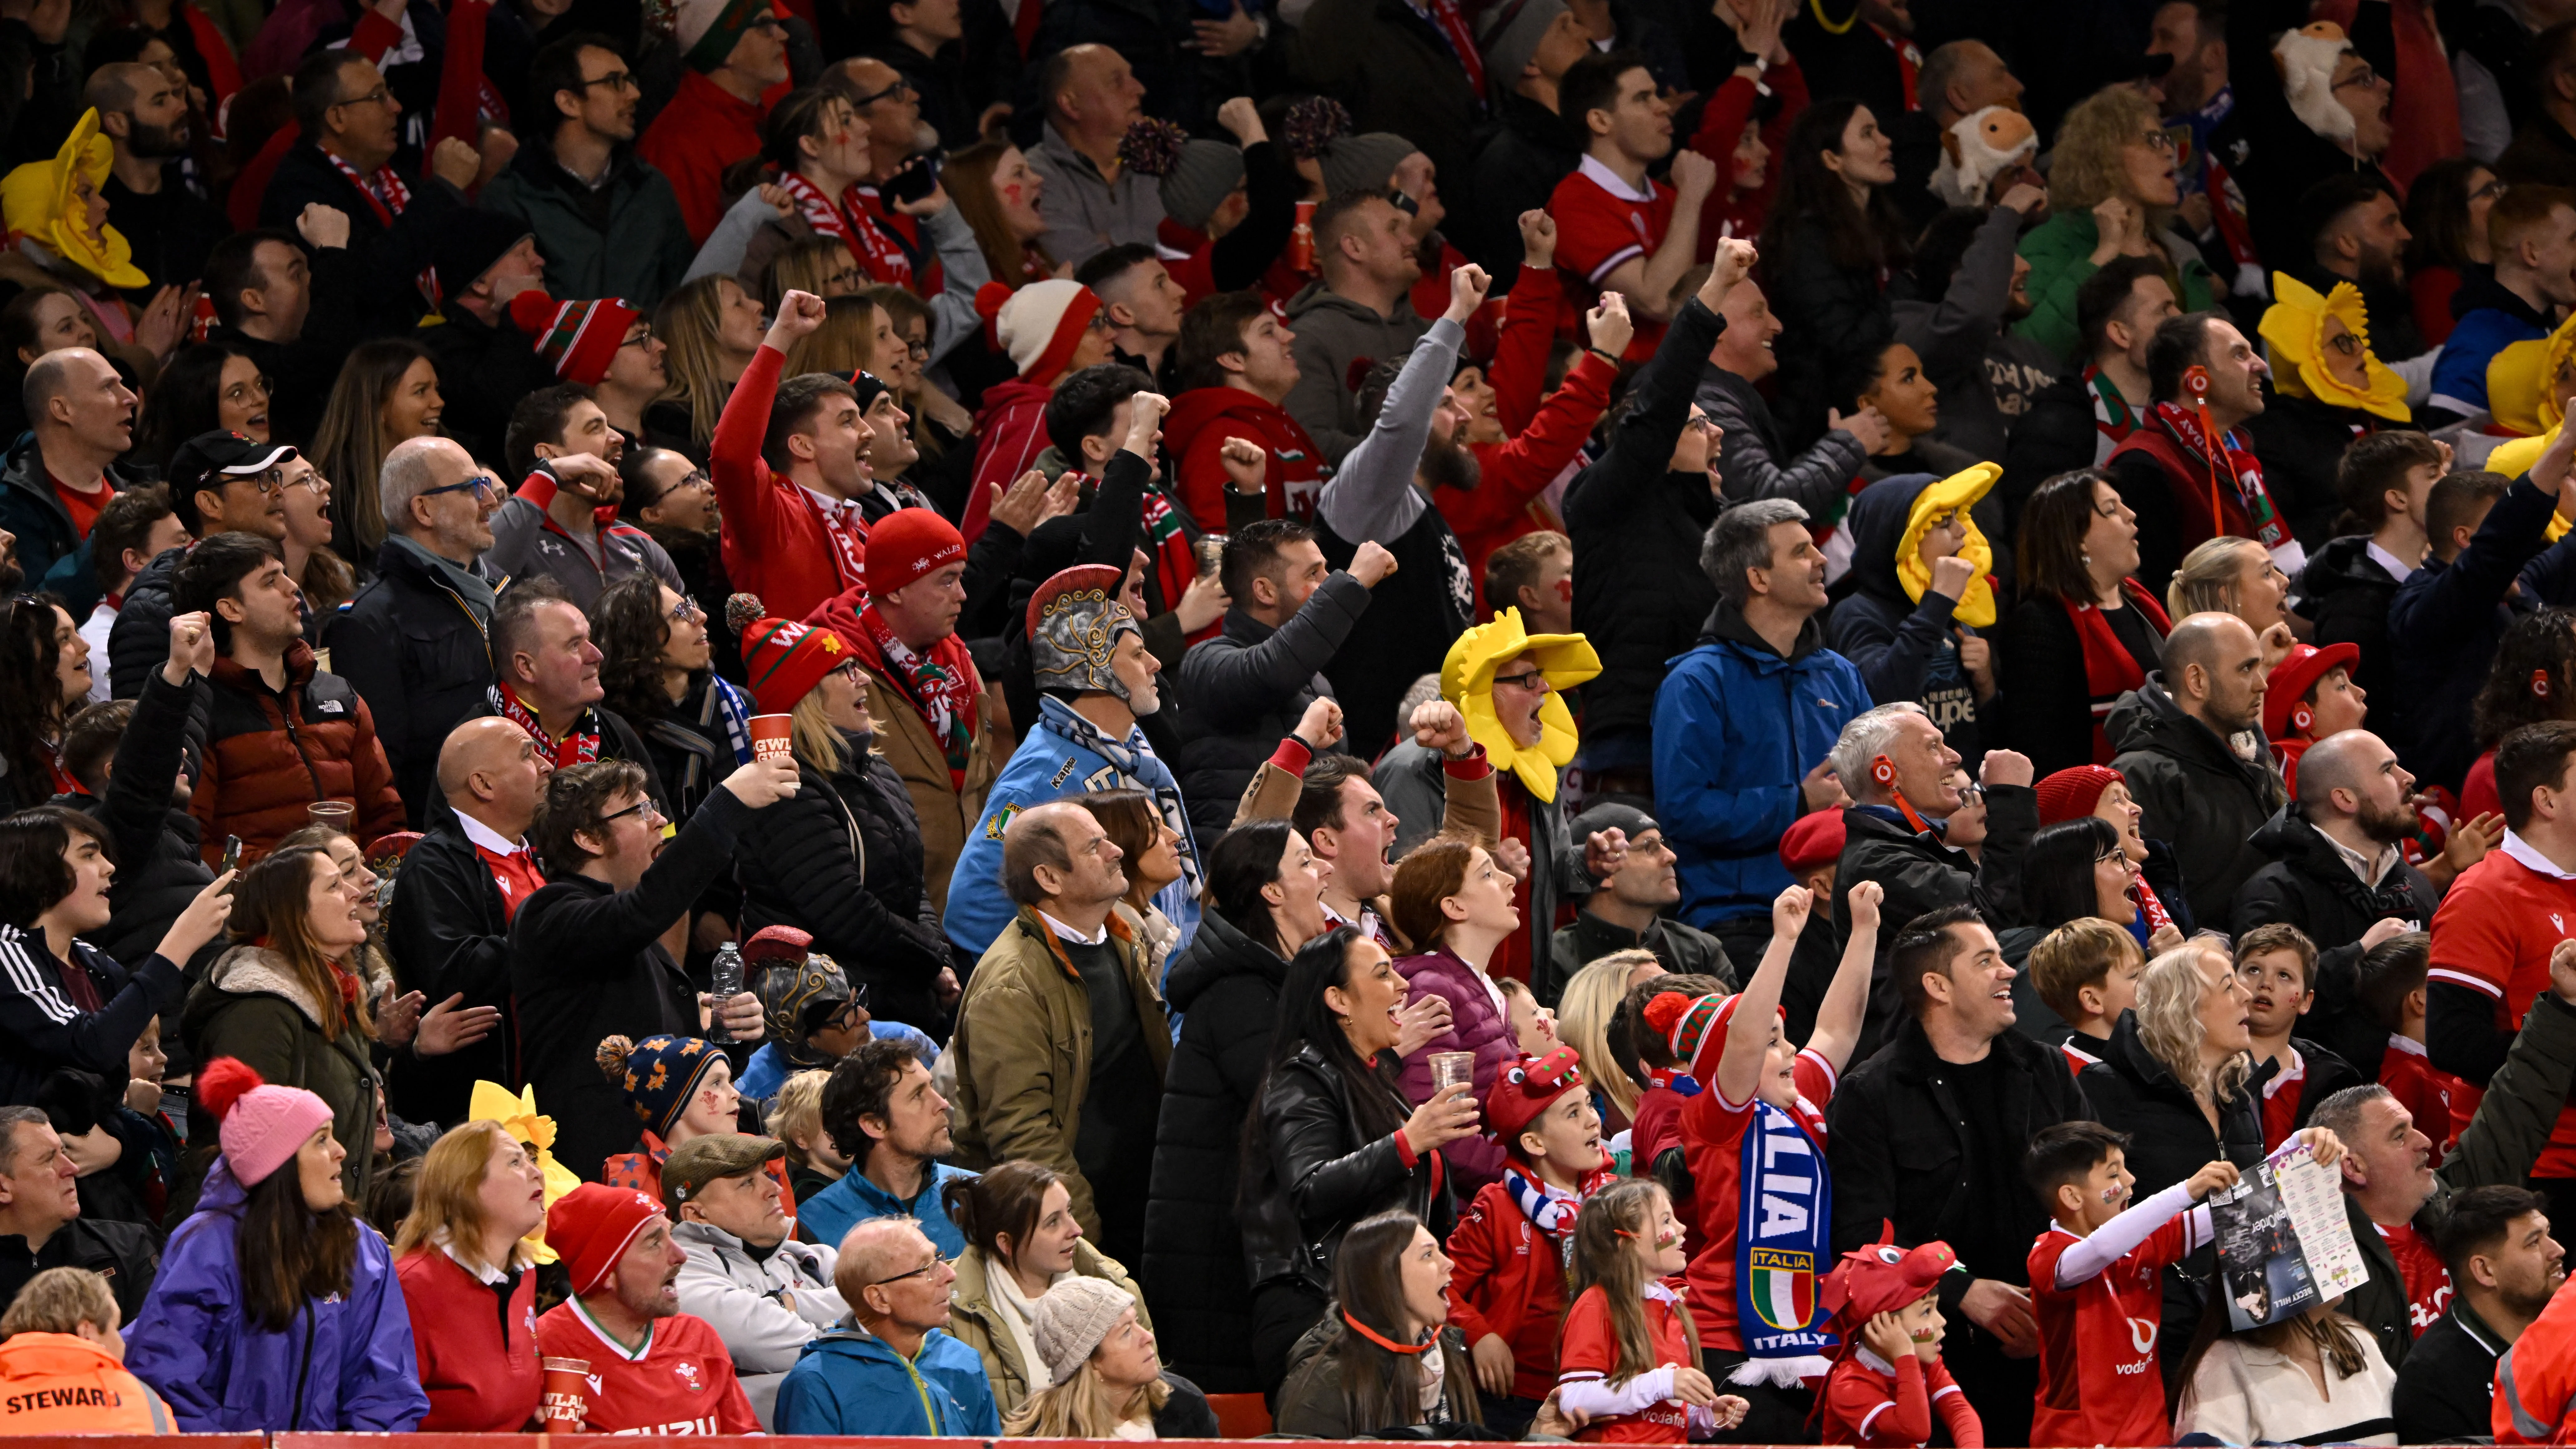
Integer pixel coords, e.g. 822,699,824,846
2106,676,2287,927
1811,790,2039,1058
80,664,215,977
1564,292,1724,743
2232,804,2441,1078
1241,1042,1451,1299
1173,578,1372,840
1142,908,1291,1393
2300,534,2404,703
324,539,498,825
2077,1011,2266,1383
733,743,953,1030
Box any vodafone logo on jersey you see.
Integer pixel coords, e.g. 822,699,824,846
2125,1316,2157,1356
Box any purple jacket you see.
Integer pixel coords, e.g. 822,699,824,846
124,1159,428,1431
1393,946,1518,1191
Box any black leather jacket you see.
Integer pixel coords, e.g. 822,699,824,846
1240,1042,1451,1294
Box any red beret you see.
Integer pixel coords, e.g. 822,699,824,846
1778,810,1846,874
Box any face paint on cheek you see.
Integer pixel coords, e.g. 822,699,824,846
2102,1185,2122,1204
1554,578,1573,603
1001,183,1022,205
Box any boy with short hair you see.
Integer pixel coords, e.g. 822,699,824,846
2362,929,2466,1164
1482,529,1572,634
1445,1046,1615,1433
2022,1121,2234,1449
2026,919,2145,1072
1494,976,1559,1056
2237,922,2364,1148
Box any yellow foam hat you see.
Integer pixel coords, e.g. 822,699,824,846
2483,423,2576,543
469,1080,582,1265
2489,337,2552,437
1893,462,2001,628
2257,272,2409,422
1441,607,1600,803
0,110,145,290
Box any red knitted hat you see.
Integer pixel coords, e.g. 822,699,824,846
2263,642,2361,742
2035,765,2127,826
509,291,640,387
1484,1046,1588,1150
547,1181,670,1295
975,279,1102,383
1779,810,1846,875
1642,990,1739,1079
865,507,967,598
726,592,849,714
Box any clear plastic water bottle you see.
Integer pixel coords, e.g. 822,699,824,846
708,942,744,1044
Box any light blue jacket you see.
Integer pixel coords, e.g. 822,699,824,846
773,1322,1000,1436
797,1160,978,1256
737,1024,938,1104
944,699,1201,957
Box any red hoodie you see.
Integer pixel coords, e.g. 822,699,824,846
1163,385,1328,530
1443,266,1614,609
964,376,1056,543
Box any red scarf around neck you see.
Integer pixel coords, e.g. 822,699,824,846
2061,578,2172,764
2145,399,2292,554
489,681,600,769
852,603,977,788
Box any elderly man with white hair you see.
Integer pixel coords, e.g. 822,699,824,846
1798,701,2037,1055
325,436,506,823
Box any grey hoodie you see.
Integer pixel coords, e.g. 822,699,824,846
1891,203,2066,463
1284,280,1430,465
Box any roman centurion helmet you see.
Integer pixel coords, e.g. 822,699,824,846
1027,564,1143,701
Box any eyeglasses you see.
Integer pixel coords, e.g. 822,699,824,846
869,1252,950,1287
1086,310,1115,333
821,266,863,290
418,475,500,504
618,326,656,349
339,85,394,109
830,659,871,685
905,339,931,361
636,469,711,511
287,471,330,497
2331,62,2382,90
1956,782,1984,806
821,991,870,1032
2136,128,2177,153
1490,668,1550,692
577,70,642,92
2094,844,2130,866
598,797,666,828
845,77,915,108
668,594,703,624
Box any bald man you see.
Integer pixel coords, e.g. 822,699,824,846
1024,43,1162,268
383,716,553,1121
0,349,139,592
949,799,1169,1269
2107,610,2288,923
89,61,227,294
773,1217,998,1434
326,436,505,820
2234,729,2443,1076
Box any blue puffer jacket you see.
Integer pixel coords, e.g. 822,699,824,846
123,1160,428,1432
773,1322,1001,1435
1653,599,1871,927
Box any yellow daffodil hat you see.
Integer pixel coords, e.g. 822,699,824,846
470,1080,583,1264
2257,271,2408,422
0,109,145,289
1893,462,2001,628
1442,607,1599,803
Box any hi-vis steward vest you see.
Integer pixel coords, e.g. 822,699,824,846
0,1332,173,1433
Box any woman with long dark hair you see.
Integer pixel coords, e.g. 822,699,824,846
2019,816,2143,937
2403,157,2499,347
1272,1208,1482,1435
123,1056,428,1429
592,574,754,821
0,594,94,813
136,344,268,465
1142,819,1329,1391
1755,97,1908,444
1998,470,2169,775
181,844,381,1204
308,340,441,561
943,1159,1151,1418
1239,925,1477,1393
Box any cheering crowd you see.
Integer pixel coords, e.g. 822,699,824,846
11,0,2576,1440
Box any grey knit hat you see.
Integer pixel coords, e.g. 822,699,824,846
1477,0,1569,100
1030,1276,1139,1387
1319,131,1417,200
1159,140,1246,232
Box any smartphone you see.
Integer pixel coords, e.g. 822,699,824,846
883,151,942,206
219,836,242,876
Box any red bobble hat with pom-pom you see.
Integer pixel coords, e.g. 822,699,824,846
197,1057,337,1188
1643,989,1778,1082
726,591,848,715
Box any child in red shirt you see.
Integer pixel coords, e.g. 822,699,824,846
1446,1045,1615,1425
2022,1120,2234,1448
1554,1177,1750,1442
2365,929,2468,1163
1815,1231,1982,1449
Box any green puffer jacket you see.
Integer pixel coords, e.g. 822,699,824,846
478,136,695,309
2014,208,2217,364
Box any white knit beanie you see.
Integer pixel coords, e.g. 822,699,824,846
2273,21,2357,144
1029,1276,1138,1388
973,278,1103,383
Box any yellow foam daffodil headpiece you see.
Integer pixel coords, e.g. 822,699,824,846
1441,608,1599,803
0,110,145,290
2485,421,2576,544
2257,271,2409,422
1892,463,2001,628
2494,311,2576,435
470,1080,582,1264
